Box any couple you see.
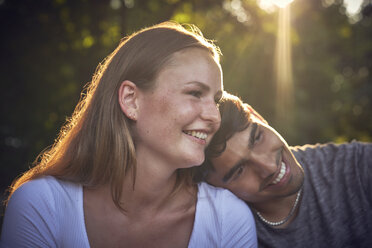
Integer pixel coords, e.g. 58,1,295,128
1,22,371,248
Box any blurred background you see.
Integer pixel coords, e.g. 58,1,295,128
1,0,371,222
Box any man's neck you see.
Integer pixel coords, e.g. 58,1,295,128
249,190,302,228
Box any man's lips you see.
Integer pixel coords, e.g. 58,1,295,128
260,148,290,190
271,161,287,185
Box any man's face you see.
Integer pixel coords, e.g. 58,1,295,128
206,117,304,204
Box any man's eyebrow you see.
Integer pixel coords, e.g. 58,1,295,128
222,160,246,183
222,123,256,183
248,122,258,149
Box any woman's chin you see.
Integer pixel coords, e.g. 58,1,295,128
179,155,205,169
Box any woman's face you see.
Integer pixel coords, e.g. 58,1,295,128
134,48,223,170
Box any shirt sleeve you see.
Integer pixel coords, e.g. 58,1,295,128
220,190,257,248
0,179,59,248
353,142,372,205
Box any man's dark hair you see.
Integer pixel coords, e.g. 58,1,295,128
193,92,251,182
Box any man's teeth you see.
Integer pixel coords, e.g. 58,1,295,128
184,131,207,140
272,162,286,185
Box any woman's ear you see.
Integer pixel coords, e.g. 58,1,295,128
118,80,139,121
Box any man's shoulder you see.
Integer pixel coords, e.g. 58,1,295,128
290,141,372,161
290,141,371,151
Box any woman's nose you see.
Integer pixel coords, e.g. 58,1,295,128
201,100,221,126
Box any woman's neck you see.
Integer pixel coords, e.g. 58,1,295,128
122,154,196,215
123,170,177,209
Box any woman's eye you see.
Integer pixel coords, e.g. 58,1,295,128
189,90,202,98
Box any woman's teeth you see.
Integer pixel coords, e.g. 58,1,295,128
272,162,286,185
184,131,207,140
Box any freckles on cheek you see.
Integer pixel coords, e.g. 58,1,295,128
157,95,171,113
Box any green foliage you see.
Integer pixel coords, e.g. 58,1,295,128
0,0,371,188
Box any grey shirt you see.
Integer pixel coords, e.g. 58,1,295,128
254,142,372,248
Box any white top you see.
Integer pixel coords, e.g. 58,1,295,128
1,176,257,248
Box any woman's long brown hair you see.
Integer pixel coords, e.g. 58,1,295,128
7,22,221,211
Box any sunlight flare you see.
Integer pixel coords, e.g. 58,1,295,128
275,5,293,121
273,0,294,8
259,0,295,10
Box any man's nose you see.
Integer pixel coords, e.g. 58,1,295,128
250,152,279,178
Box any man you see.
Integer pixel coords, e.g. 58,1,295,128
195,92,372,247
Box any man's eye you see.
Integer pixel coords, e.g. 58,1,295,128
232,166,244,181
255,131,262,142
237,166,244,176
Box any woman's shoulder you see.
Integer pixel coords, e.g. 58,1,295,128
197,181,253,215
196,182,253,224
190,182,257,248
7,176,82,217
12,176,80,201
1,176,87,247
197,181,244,201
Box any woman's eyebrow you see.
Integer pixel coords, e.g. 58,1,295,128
186,81,210,91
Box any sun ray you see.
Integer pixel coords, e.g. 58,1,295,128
275,4,293,123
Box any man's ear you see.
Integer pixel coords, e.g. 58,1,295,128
118,80,139,121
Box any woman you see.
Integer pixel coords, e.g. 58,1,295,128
0,22,256,247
